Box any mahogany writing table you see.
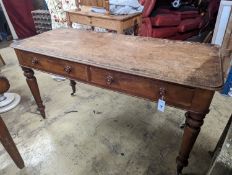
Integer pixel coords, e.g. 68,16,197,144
66,7,142,34
11,29,223,174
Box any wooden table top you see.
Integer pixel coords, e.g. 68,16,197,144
12,29,223,90
66,7,141,21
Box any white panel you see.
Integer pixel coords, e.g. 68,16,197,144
212,0,232,46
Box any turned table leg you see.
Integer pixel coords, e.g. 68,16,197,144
70,80,77,96
176,111,208,175
0,116,24,169
22,67,46,118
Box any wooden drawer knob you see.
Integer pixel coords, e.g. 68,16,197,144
106,75,114,85
31,57,39,65
64,66,72,74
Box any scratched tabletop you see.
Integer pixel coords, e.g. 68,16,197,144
12,29,223,90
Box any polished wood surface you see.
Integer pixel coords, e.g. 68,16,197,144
66,7,141,34
12,29,223,174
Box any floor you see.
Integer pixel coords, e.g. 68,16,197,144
0,42,231,175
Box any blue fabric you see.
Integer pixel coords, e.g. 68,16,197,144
0,6,10,40
221,67,232,95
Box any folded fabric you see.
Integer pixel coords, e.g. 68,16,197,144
110,0,143,15
110,0,142,8
91,7,106,14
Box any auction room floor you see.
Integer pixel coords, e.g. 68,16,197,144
0,43,231,175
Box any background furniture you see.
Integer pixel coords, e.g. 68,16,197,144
66,7,142,34
31,10,52,34
0,0,17,39
139,0,220,40
1,0,36,39
0,76,20,113
0,76,24,169
12,29,223,174
76,0,110,14
211,0,232,95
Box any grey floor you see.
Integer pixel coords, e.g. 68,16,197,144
0,44,231,175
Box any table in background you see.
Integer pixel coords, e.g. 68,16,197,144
66,7,142,34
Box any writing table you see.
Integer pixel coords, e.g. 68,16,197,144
12,29,223,174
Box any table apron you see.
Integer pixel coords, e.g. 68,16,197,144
16,50,214,113
68,13,122,31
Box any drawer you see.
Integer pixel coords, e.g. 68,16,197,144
69,13,91,25
18,51,88,81
90,67,195,107
91,18,121,31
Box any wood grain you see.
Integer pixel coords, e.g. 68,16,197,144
11,29,223,90
12,28,219,174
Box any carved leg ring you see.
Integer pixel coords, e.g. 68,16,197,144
0,116,24,169
176,111,208,175
22,67,46,118
70,80,77,96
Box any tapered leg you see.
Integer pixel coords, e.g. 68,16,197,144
70,80,77,96
176,111,208,175
0,116,24,169
22,67,46,118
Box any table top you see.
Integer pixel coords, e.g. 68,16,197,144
66,7,141,21
12,29,223,90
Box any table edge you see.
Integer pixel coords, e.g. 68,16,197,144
11,46,224,91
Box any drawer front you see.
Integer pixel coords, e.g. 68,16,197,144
91,18,121,31
18,51,88,81
69,13,92,25
90,67,195,107
69,13,120,31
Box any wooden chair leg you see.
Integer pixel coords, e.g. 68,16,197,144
0,116,24,169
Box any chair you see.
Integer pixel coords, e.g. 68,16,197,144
139,0,220,40
75,0,110,14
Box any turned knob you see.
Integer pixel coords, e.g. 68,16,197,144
64,66,72,74
31,57,39,65
106,75,114,85
0,76,10,94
